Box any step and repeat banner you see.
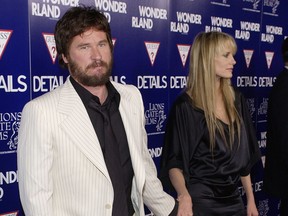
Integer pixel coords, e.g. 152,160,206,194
0,0,287,215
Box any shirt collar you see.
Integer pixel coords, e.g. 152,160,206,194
70,76,120,107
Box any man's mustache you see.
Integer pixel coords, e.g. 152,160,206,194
86,61,108,69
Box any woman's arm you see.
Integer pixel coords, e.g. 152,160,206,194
241,174,259,216
169,168,192,216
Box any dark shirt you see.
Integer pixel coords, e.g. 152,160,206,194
161,89,260,215
70,77,134,216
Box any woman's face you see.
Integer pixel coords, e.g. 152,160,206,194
214,46,236,79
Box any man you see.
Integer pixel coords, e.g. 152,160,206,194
264,37,288,216
18,6,177,216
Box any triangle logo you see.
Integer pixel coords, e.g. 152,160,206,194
0,211,19,216
243,49,254,68
265,51,274,69
112,38,116,46
42,33,57,64
177,44,191,67
261,156,266,168
0,29,13,60
145,41,160,66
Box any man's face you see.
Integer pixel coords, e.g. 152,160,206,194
63,29,113,87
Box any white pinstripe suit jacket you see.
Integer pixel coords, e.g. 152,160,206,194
17,77,175,216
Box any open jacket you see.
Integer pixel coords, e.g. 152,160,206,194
18,77,175,216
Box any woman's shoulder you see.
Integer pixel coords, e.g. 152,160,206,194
170,92,204,119
175,92,191,103
172,92,194,111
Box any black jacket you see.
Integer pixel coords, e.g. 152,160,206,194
264,68,288,198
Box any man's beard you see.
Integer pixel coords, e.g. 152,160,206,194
68,58,113,87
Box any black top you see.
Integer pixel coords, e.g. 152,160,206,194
161,88,260,199
70,77,134,216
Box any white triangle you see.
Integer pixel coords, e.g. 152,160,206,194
0,29,13,59
145,41,160,66
265,51,274,69
0,211,18,216
261,156,266,168
177,44,191,67
42,33,57,64
112,38,116,46
243,49,254,68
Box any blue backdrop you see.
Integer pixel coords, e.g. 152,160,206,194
0,0,287,215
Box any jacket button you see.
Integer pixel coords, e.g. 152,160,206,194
105,204,112,209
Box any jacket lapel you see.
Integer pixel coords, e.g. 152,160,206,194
116,83,145,194
57,78,110,181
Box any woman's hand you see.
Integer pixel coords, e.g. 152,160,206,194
246,199,259,216
176,194,193,216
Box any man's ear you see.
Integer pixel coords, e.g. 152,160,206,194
62,54,68,64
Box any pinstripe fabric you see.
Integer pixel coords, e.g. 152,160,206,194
18,77,175,216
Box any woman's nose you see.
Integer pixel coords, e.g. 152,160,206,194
231,56,236,65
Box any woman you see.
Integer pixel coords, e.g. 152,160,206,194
161,31,260,216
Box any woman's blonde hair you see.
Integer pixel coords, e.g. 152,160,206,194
186,31,241,150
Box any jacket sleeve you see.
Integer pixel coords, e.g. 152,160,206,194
128,86,176,216
18,100,54,216
160,94,204,192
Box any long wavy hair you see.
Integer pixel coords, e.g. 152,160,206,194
186,31,241,150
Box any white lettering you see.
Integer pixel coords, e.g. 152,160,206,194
261,33,274,43
170,22,189,34
0,112,21,122
240,21,260,32
236,76,257,87
148,147,163,158
235,30,250,40
0,187,3,199
170,76,187,89
132,17,153,30
139,6,167,19
46,0,79,7
205,26,222,32
44,0,79,6
266,25,283,35
0,131,8,140
95,0,127,14
137,76,167,89
258,77,276,87
258,140,266,148
211,16,233,28
176,12,201,24
0,75,27,92
33,76,64,92
31,2,61,18
109,76,126,84
0,171,18,185
254,181,263,192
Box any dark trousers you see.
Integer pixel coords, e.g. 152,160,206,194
280,198,288,216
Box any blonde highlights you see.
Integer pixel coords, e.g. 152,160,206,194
186,31,241,150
